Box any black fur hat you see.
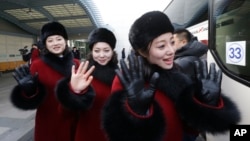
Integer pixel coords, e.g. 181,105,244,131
88,28,116,50
129,11,174,51
41,22,68,45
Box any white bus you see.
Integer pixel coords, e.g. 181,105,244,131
164,0,250,141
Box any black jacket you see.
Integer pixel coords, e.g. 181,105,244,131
174,40,208,78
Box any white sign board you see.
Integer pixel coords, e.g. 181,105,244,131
226,41,246,66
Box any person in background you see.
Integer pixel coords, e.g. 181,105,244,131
102,11,240,141
11,21,93,141
55,27,118,141
19,46,30,62
173,28,208,79
72,46,80,60
29,43,40,65
20,43,40,65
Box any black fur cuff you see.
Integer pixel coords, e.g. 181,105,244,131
176,89,241,134
56,77,95,110
10,84,46,110
102,91,165,141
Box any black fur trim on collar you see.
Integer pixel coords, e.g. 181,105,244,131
88,59,118,86
41,51,74,77
154,68,193,101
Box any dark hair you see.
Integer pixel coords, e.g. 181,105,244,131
174,28,193,42
131,50,157,80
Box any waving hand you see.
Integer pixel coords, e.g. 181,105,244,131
194,60,222,105
115,53,159,115
13,64,38,96
70,61,95,93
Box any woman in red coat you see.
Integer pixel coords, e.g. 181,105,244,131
11,22,94,141
102,11,241,141
56,27,118,141
29,43,40,65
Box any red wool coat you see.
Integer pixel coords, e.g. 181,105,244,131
31,59,79,141
30,48,40,62
11,52,79,141
74,78,111,141
55,60,117,141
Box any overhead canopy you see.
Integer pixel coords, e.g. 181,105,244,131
0,0,104,39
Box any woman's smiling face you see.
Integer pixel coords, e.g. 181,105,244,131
92,42,113,66
146,32,176,70
46,35,66,55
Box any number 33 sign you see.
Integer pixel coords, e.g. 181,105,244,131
226,41,246,66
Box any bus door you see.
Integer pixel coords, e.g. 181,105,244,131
207,0,250,140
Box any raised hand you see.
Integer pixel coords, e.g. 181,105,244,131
194,60,222,106
70,61,95,93
115,53,159,115
13,64,38,95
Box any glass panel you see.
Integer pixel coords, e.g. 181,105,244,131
214,0,250,81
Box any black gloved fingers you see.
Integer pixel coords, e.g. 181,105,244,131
13,67,21,81
137,56,144,79
115,69,129,89
209,63,216,81
14,65,26,80
20,65,30,77
216,69,222,86
120,58,131,82
148,72,159,92
23,64,30,75
128,54,136,79
12,72,19,82
194,61,201,80
201,60,208,79
208,63,222,85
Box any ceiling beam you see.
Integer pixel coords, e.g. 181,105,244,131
0,11,38,34
19,15,89,23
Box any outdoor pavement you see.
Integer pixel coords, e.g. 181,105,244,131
0,72,35,141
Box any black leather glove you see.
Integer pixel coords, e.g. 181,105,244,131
13,64,38,96
194,60,222,106
115,53,159,115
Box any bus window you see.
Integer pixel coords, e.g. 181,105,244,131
163,0,208,29
210,0,250,86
